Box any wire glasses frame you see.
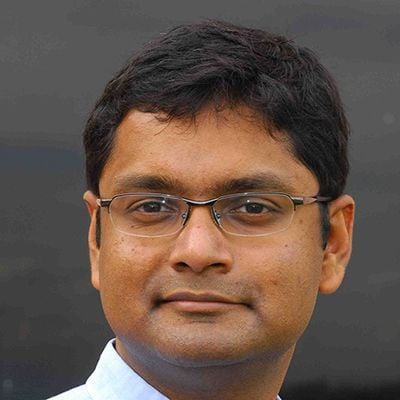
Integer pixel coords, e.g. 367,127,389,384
96,192,331,238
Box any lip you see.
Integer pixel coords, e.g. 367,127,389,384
161,291,245,313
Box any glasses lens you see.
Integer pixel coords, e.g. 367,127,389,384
215,193,294,236
109,194,186,237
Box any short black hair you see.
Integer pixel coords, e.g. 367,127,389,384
84,20,350,246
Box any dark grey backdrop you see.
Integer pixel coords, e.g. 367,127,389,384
1,1,399,399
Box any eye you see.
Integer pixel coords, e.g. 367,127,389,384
240,202,267,214
120,197,180,225
110,195,183,231
130,199,175,213
232,199,280,215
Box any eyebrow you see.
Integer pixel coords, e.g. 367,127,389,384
216,173,296,194
111,172,297,197
113,174,185,193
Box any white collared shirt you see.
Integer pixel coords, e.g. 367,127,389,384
48,339,282,400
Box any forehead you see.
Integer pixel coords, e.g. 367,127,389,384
100,107,318,197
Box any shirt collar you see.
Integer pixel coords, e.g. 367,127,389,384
86,339,282,400
86,339,168,400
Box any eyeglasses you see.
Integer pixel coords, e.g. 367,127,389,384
96,192,331,238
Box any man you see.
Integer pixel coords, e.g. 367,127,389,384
49,20,355,400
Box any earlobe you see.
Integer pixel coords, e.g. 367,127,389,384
319,195,355,294
83,191,101,291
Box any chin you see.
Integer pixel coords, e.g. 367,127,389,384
152,331,289,369
158,346,254,368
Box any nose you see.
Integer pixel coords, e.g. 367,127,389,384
168,207,234,274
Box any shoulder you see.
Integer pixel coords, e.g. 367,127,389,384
46,384,91,400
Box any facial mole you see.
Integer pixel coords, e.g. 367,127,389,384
269,278,279,287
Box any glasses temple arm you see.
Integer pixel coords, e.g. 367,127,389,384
291,196,332,206
96,198,112,208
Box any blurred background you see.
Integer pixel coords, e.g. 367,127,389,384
1,1,399,399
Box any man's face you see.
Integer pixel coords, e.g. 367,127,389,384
85,107,350,370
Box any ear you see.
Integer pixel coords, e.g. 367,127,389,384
83,190,100,291
319,194,355,294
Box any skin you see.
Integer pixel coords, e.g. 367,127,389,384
84,106,355,400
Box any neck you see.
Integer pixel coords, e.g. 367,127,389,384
116,339,294,400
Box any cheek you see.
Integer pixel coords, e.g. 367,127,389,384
241,237,324,331
97,235,167,332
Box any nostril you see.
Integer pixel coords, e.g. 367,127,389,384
173,262,191,272
172,261,227,274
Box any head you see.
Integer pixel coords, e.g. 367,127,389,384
82,20,355,395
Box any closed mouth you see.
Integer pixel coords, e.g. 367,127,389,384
159,291,250,312
164,291,241,303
